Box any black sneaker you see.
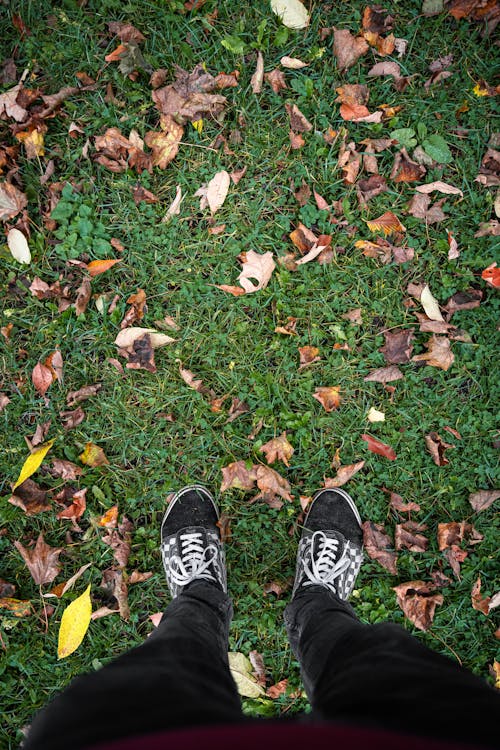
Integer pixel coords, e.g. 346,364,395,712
291,488,363,600
160,485,227,598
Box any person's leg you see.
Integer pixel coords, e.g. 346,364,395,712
24,486,243,750
285,489,500,748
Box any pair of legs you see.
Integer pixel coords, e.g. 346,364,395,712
24,486,499,749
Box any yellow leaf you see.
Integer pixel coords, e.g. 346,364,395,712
192,119,203,134
79,442,109,467
57,584,92,659
365,211,406,236
13,439,55,490
472,84,489,97
228,652,265,698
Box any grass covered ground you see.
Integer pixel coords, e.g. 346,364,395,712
1,0,499,744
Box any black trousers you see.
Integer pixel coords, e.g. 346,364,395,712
23,583,499,750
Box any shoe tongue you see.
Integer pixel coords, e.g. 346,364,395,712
312,529,346,551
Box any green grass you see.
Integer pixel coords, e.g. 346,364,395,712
1,0,499,745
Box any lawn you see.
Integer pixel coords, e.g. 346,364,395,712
0,0,499,745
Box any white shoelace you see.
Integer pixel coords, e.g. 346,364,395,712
168,531,219,587
302,531,352,593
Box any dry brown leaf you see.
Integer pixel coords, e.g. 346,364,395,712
32,362,53,397
249,650,267,687
469,489,500,513
9,479,51,515
408,193,447,223
56,488,87,522
425,432,454,466
281,56,308,69
412,336,454,371
14,534,62,585
324,461,365,488
102,516,133,570
387,490,421,514
395,522,429,552
220,461,258,492
225,397,249,424
254,465,293,506
362,521,397,574
100,568,129,621
251,52,264,94
415,181,463,197
356,175,388,205
364,366,404,383
391,149,426,183
132,185,159,204
66,383,102,406
79,442,109,467
379,330,414,364
366,211,405,235
152,65,227,125
368,61,401,78
50,459,83,481
195,170,230,214
289,131,305,149
74,279,91,316
437,521,483,551
263,580,291,597
393,580,443,631
267,679,288,699
259,432,294,467
333,28,369,71
144,120,183,169
285,103,312,132
471,577,490,615
265,69,287,94
313,386,341,412
298,345,321,369
59,406,85,430
444,289,482,317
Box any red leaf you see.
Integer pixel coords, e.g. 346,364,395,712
361,434,396,460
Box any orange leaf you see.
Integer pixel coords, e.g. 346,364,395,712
313,386,341,412
482,263,500,288
86,259,121,277
366,211,406,235
361,434,396,460
105,44,128,63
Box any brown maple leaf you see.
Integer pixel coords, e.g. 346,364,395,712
14,534,62,585
393,580,443,631
265,68,287,94
254,465,293,507
259,432,294,467
152,64,227,125
298,345,321,369
362,521,397,574
379,330,414,364
313,386,341,412
412,336,454,371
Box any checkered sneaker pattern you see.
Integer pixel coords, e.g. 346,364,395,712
161,528,227,599
292,530,363,600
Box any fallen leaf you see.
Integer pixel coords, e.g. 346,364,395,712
98,506,119,528
9,479,51,515
469,489,500,513
66,383,102,406
444,288,483,316
395,522,429,552
162,185,183,222
366,211,405,235
102,516,133,569
259,432,294,466
263,580,290,597
379,330,414,364
408,193,447,223
145,120,183,169
281,56,308,69
74,279,91,316
447,231,460,260
364,366,404,383
391,149,426,183
115,327,175,350
324,461,365,488
47,563,92,599
50,459,83,481
254,465,293,506
482,263,500,288
415,181,463,197
238,250,275,293
285,103,312,133
221,461,258,492
270,0,309,29
108,21,145,43
228,652,265,697
265,69,287,94
13,439,55,490
79,442,109,467
249,650,267,687
132,185,159,204
368,61,401,78
356,174,388,205
57,584,92,659
0,598,31,617
7,228,31,264
251,51,264,94
313,386,341,412
267,679,288,699
412,335,454,371
14,533,62,585
387,491,421,514
152,64,227,125
471,577,490,615
333,28,369,71
57,488,87,522
86,259,121,277
100,568,129,620
367,407,385,423
298,345,320,369
362,521,397,573
361,434,396,460
32,362,53,397
0,393,11,412
425,432,454,466
60,407,85,430
420,285,444,321
437,521,483,551
393,580,443,631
